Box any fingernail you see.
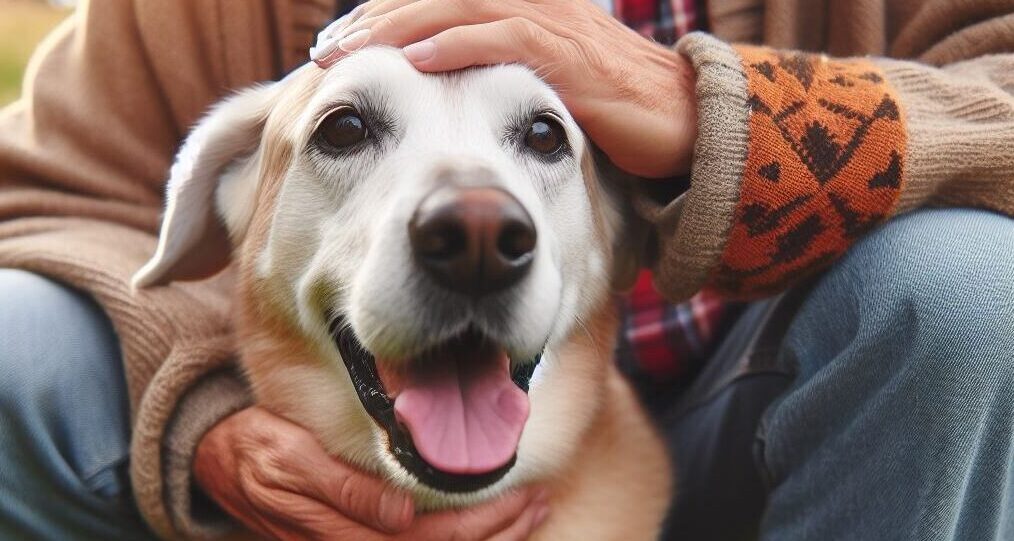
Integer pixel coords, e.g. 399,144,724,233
378,490,412,532
403,40,435,63
338,28,372,53
311,11,361,62
309,37,338,61
319,11,355,42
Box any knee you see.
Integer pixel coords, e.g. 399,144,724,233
830,208,1014,387
0,269,122,416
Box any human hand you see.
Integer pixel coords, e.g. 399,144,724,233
311,0,698,178
195,406,549,540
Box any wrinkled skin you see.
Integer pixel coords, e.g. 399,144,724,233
312,0,698,178
196,407,548,541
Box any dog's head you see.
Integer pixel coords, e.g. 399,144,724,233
136,47,644,505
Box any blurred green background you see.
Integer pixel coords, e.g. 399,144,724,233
0,0,72,106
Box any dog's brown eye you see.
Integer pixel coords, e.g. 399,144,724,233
319,107,368,149
524,116,566,155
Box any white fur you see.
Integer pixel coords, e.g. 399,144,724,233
132,86,275,288
136,47,628,507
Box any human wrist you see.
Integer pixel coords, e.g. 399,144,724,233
668,49,699,177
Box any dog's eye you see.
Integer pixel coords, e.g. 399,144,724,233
319,107,369,150
524,116,566,156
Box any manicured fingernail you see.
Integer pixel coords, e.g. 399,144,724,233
378,490,412,532
338,28,371,53
319,11,355,42
403,40,435,63
310,37,338,61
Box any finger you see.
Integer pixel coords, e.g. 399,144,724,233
408,487,546,541
356,0,420,21
313,0,530,66
322,0,419,52
240,410,414,534
253,489,386,541
401,18,553,73
275,447,414,534
311,4,369,60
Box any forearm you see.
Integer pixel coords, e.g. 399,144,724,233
639,33,1014,302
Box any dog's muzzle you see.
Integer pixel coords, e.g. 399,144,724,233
329,314,541,493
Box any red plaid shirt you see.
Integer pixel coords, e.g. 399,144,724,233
336,0,743,387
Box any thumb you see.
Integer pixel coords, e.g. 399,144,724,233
299,452,415,534
259,414,416,533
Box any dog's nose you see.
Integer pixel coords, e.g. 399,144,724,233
409,186,536,296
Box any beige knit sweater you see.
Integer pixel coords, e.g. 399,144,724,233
0,0,1011,538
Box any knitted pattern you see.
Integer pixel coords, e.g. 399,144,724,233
715,46,908,295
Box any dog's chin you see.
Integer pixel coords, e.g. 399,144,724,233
328,314,542,494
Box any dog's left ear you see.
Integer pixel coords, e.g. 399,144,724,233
585,151,653,292
132,84,277,289
608,193,653,292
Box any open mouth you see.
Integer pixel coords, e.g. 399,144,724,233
329,315,541,493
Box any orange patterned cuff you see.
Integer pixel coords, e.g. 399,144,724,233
713,46,908,297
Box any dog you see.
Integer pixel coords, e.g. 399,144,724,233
134,46,671,540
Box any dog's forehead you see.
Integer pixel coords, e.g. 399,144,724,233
308,47,567,120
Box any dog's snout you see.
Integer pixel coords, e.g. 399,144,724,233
409,186,536,296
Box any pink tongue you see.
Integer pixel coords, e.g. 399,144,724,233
391,349,529,475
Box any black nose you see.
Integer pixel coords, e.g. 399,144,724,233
409,186,537,296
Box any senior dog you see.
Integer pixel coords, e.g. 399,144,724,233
135,46,671,539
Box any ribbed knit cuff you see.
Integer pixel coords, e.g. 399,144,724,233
163,367,253,539
632,32,750,303
130,335,240,540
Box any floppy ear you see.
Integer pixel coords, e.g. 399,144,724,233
607,185,654,292
132,84,276,289
585,148,654,292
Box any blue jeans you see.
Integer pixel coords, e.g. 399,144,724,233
0,270,155,540
1,208,1012,540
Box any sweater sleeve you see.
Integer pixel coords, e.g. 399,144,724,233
636,32,1014,301
0,0,332,538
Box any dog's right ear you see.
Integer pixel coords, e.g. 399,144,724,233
132,84,277,289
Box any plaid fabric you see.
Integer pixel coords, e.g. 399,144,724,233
334,0,743,386
616,272,746,391
614,0,700,45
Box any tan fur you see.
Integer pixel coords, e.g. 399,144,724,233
145,51,672,538
236,276,671,539
528,304,672,541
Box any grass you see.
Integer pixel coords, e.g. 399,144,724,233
0,1,72,106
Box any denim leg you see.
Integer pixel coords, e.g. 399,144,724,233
0,269,155,540
655,296,797,541
757,209,1014,540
